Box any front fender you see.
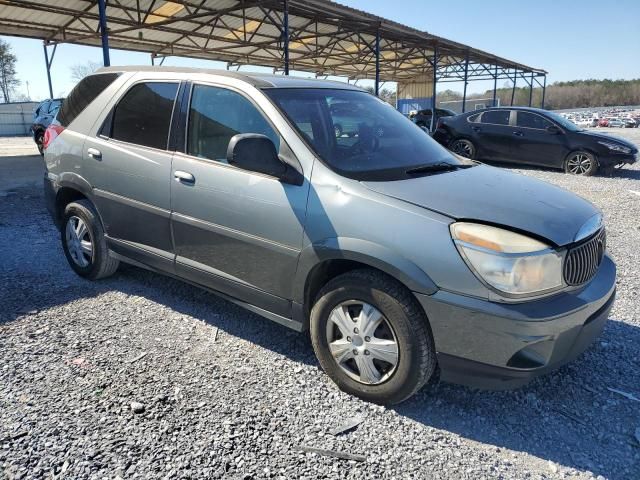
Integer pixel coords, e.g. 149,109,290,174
292,237,438,304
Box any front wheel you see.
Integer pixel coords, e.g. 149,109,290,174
564,151,598,176
310,269,437,405
449,138,476,159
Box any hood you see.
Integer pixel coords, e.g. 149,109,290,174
362,165,599,247
577,130,638,151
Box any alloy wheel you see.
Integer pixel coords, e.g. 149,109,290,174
450,139,474,158
566,153,593,175
325,300,399,385
65,216,94,267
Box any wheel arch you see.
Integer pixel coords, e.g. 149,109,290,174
294,238,438,325
53,174,96,227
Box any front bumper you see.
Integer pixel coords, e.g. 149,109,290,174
598,151,637,167
415,254,616,389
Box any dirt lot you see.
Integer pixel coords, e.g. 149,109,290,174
1,131,639,479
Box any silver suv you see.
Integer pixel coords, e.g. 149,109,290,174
44,67,616,404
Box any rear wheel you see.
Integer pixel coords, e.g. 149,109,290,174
310,269,437,405
35,131,44,155
449,138,476,159
61,200,119,280
564,151,598,176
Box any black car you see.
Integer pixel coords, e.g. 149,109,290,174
410,108,456,131
32,98,63,155
623,118,637,128
432,107,638,175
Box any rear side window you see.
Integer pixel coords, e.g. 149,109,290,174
57,73,120,127
481,110,510,125
468,113,481,123
516,111,553,130
111,82,179,150
187,85,279,162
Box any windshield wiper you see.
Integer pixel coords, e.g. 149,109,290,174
405,162,460,175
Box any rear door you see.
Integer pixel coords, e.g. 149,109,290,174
511,111,568,167
170,83,309,317
83,80,180,270
473,109,513,161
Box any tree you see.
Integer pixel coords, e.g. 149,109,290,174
0,39,20,103
364,85,397,106
70,61,101,82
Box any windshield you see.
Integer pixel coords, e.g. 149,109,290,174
264,88,460,180
544,111,582,132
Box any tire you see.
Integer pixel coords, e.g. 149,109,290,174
334,124,343,137
61,200,119,280
35,131,44,155
564,150,598,176
449,138,476,159
310,269,437,405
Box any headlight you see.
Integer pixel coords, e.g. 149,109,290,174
450,222,563,296
597,141,631,154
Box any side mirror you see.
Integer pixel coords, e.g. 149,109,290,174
227,133,299,184
546,125,561,135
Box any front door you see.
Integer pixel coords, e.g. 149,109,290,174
510,111,568,167
170,84,310,317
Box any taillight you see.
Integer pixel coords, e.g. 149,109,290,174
43,123,64,151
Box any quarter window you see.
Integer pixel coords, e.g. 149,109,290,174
111,82,179,150
481,110,510,125
516,111,553,130
187,85,279,162
57,73,120,127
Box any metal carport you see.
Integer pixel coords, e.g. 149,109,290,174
0,0,547,124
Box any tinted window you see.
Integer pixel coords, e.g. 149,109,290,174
266,88,459,181
57,73,120,127
187,85,279,162
517,111,552,129
481,110,510,125
111,82,178,150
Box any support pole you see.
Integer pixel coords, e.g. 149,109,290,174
150,55,154,66
510,70,517,106
430,46,438,132
528,72,534,107
461,52,469,113
541,75,547,109
97,0,110,66
283,0,289,75
492,65,498,107
43,43,53,99
374,28,380,96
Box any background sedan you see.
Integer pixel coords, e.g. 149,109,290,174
432,107,637,175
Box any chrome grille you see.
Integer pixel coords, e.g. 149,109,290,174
564,228,606,286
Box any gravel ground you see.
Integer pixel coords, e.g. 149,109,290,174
1,131,639,479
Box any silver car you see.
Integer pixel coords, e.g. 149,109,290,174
44,67,616,404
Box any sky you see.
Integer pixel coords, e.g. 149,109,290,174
2,0,639,101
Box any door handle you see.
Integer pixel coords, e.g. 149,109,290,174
512,131,524,137
174,170,195,184
87,147,102,159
